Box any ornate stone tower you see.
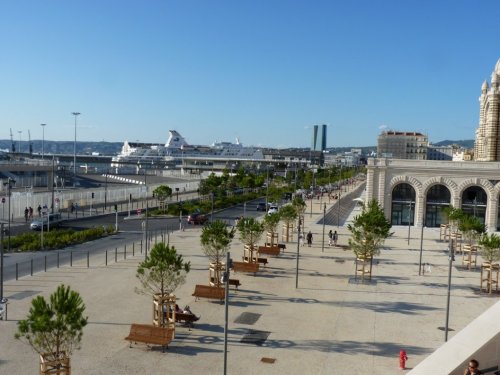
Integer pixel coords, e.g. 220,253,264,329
475,59,500,161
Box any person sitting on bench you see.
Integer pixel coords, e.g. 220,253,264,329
182,305,200,320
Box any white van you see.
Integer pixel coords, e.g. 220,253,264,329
30,213,63,231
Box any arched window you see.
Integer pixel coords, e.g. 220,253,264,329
461,186,487,225
425,184,451,227
391,183,416,226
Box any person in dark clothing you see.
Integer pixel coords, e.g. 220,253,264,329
306,231,313,247
37,204,42,217
24,207,29,223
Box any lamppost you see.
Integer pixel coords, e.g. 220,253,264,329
444,230,454,342
41,123,46,159
407,200,412,245
222,251,232,375
4,178,14,253
295,217,301,288
321,203,326,252
418,217,425,276
71,112,81,180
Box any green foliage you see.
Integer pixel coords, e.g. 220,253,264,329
15,284,88,361
292,196,306,217
263,212,281,234
442,206,464,232
136,242,191,298
153,185,172,201
458,214,485,245
10,227,112,252
200,220,235,264
478,233,500,264
347,199,393,259
279,204,298,225
236,217,265,247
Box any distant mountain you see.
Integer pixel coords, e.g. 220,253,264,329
433,139,474,148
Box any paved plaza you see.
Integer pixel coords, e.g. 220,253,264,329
1,186,498,374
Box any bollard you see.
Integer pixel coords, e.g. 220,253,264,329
44,256,47,272
87,251,90,268
70,252,73,267
124,244,127,260
105,250,108,266
133,243,135,256
115,248,117,263
140,240,143,254
16,263,18,280
30,259,33,276
57,252,59,268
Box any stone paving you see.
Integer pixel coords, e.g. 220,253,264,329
1,184,498,374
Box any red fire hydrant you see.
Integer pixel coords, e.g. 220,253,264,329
399,349,408,369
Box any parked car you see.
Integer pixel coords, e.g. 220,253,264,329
187,213,208,225
256,202,267,211
267,206,279,215
30,213,63,231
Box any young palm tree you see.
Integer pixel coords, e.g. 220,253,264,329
200,220,235,286
15,284,88,373
478,233,500,265
459,214,485,246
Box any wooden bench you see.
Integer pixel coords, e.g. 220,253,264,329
258,246,280,256
232,261,259,274
192,284,225,301
210,277,241,289
243,256,268,266
265,243,286,252
125,323,173,352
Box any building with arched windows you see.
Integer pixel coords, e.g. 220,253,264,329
366,158,500,231
366,59,500,232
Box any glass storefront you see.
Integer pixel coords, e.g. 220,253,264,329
391,183,416,225
425,184,451,227
461,186,487,225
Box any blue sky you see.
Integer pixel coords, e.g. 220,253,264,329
1,1,499,148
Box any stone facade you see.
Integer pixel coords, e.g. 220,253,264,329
475,60,500,161
377,131,428,159
366,158,500,232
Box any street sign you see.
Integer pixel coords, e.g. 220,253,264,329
137,209,142,215
1,197,5,204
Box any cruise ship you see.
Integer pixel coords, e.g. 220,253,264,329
111,130,264,171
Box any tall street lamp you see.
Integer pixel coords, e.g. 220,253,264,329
72,112,81,179
321,203,326,252
41,123,46,159
407,200,412,245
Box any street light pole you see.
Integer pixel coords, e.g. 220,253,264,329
6,178,13,253
71,112,81,181
223,251,231,375
1,223,4,302
444,232,454,342
41,123,46,159
407,201,412,245
295,219,301,288
322,203,326,252
418,218,425,276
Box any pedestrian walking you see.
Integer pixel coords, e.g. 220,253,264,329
37,204,42,217
28,206,33,219
306,231,313,247
24,207,29,223
333,230,338,246
328,230,333,246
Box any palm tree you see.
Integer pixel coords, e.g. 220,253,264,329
347,199,393,280
459,214,485,246
200,220,235,286
478,233,500,265
15,284,88,374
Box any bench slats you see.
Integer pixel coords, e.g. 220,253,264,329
125,323,173,352
192,285,225,301
232,261,259,274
